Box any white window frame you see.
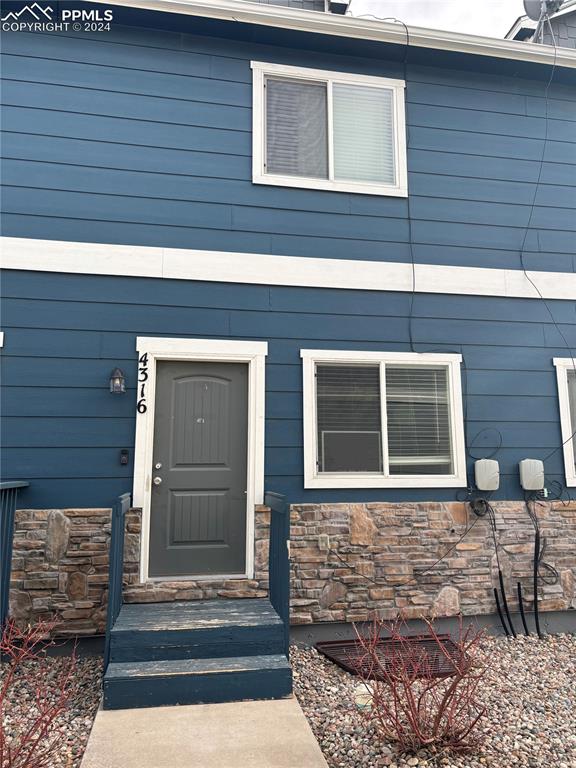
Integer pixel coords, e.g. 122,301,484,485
554,357,576,487
301,350,467,488
133,337,267,583
251,61,408,197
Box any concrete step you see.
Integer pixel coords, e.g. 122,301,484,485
110,599,285,662
103,654,293,710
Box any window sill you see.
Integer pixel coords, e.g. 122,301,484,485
253,173,408,198
304,474,468,489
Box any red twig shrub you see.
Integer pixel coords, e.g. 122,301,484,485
353,616,488,754
0,619,77,768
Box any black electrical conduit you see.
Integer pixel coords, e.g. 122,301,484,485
524,497,546,640
498,569,517,639
517,582,530,637
533,523,543,640
493,588,510,638
470,498,517,638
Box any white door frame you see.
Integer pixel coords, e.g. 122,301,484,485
133,336,268,583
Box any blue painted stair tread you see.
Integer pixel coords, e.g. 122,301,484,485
103,654,293,710
104,598,292,709
113,598,283,631
110,598,285,662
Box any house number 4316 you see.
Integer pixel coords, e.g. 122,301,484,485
137,352,148,413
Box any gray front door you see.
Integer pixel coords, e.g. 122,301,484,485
149,361,249,578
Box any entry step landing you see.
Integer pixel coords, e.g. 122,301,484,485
104,599,291,710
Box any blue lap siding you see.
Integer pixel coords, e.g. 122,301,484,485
0,10,575,508
0,269,571,506
1,16,576,272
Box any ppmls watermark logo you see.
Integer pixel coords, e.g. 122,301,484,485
1,2,114,31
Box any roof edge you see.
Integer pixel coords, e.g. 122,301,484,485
505,17,536,41
506,0,576,40
91,0,576,69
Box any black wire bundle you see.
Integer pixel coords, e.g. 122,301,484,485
524,494,560,587
523,491,562,639
470,498,517,638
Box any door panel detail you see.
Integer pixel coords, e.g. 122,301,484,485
169,491,226,546
172,377,230,467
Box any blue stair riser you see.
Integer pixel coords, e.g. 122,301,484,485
110,624,285,662
103,667,293,710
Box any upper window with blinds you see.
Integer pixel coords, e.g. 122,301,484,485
251,62,408,197
554,358,576,487
301,351,467,489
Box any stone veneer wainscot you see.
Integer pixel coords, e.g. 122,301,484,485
289,501,576,624
9,506,271,634
10,502,576,634
10,508,113,635
122,505,272,602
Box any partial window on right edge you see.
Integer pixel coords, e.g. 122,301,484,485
554,358,576,486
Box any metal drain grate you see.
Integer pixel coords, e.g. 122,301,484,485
316,635,461,680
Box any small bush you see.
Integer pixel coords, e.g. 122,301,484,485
353,616,488,754
0,619,77,768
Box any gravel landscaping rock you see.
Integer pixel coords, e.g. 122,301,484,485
291,634,576,768
1,654,102,767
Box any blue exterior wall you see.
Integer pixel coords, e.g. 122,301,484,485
1,269,573,506
1,10,575,509
1,15,575,272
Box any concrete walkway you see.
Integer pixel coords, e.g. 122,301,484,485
81,697,328,768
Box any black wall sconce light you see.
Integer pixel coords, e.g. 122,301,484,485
109,368,126,394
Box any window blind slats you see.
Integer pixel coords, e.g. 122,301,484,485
316,365,383,473
314,362,456,478
333,84,395,184
386,366,453,476
264,75,398,188
265,77,328,179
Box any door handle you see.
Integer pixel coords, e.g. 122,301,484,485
153,476,162,486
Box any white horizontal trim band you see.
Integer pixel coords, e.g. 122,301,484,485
93,0,576,70
1,236,575,301
137,336,268,357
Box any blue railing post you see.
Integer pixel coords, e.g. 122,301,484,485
0,481,30,631
104,492,131,669
265,491,290,656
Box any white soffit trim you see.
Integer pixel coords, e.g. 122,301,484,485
92,0,576,70
2,236,575,301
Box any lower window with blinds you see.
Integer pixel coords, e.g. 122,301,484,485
302,351,467,489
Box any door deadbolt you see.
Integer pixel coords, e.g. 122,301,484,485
153,476,162,486
155,462,162,469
